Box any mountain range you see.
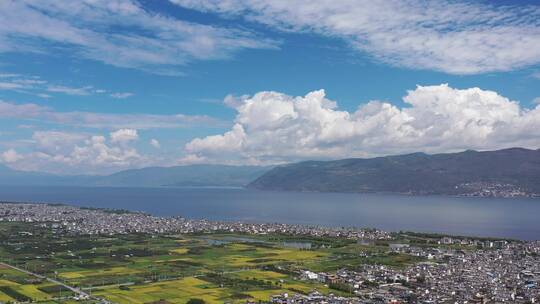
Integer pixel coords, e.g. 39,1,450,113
1,148,539,197
248,148,540,197
0,164,269,188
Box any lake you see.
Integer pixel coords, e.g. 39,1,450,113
0,186,538,240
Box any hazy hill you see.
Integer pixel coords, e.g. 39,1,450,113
248,148,540,197
0,164,82,185
0,164,270,188
92,165,270,187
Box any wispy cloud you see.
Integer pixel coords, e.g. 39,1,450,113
172,0,540,74
150,138,161,149
0,100,224,130
0,73,133,98
110,92,134,99
0,73,20,78
0,74,45,91
0,81,25,90
0,1,278,75
46,85,94,96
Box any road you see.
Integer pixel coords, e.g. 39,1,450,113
0,261,91,299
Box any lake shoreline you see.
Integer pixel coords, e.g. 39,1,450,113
1,185,539,240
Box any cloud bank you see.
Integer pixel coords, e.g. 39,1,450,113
172,0,540,74
185,85,540,164
1,130,143,174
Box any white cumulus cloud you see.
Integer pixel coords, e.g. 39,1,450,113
184,85,540,164
32,131,89,154
110,129,139,143
1,131,144,174
1,148,23,163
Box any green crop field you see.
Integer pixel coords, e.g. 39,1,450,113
0,265,74,302
94,277,231,304
0,222,423,303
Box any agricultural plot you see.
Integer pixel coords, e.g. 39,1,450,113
0,222,422,303
59,266,141,280
180,241,330,270
94,277,231,304
0,264,75,303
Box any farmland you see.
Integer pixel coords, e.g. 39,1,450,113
0,263,76,303
0,221,420,303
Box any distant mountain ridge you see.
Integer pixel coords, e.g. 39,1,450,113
248,148,540,197
93,165,270,187
0,164,86,186
2,148,540,197
0,164,269,188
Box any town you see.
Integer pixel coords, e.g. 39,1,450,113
0,202,539,304
0,202,390,240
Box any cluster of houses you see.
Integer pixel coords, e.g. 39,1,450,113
0,202,391,240
285,241,540,303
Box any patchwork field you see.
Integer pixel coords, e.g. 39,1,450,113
59,266,142,280
0,222,421,303
0,264,75,303
94,277,230,304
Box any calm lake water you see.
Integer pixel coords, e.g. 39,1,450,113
0,186,539,240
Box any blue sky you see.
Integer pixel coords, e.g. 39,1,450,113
0,0,539,174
